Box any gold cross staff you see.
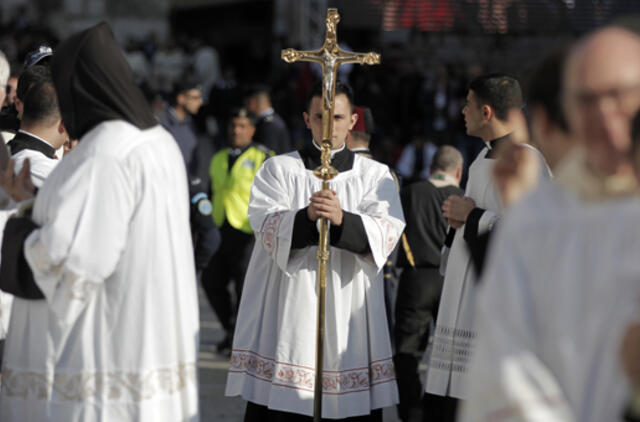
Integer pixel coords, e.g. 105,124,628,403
281,8,380,422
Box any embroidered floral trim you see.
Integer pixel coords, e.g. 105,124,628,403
27,238,101,302
1,363,196,401
229,350,394,395
371,217,398,258
260,211,285,257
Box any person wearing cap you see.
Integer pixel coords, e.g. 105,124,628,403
0,46,53,141
159,78,204,176
0,23,199,421
201,107,273,353
23,45,53,69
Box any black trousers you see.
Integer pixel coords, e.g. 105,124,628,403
393,267,444,422
201,223,254,332
244,402,383,422
422,392,458,422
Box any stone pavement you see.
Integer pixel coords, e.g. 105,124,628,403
197,289,402,421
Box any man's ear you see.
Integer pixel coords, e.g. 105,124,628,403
482,104,493,122
349,112,358,130
455,165,463,183
176,93,185,107
58,119,67,134
303,111,311,129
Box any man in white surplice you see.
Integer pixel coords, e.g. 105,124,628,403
460,27,640,422
0,23,199,421
424,74,549,416
225,82,405,420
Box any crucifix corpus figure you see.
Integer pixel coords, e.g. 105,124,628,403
225,7,406,422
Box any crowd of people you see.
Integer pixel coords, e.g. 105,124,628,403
0,9,638,422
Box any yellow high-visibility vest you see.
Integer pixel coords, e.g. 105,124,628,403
209,144,272,233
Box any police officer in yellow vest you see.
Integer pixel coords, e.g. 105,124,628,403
202,107,273,353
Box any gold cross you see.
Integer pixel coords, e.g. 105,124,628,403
282,8,380,145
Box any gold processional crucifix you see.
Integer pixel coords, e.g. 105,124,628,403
281,8,380,422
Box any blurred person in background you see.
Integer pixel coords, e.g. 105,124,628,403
0,50,18,139
461,26,640,422
201,107,272,354
159,78,203,175
244,84,291,155
3,72,18,108
424,74,548,422
394,145,464,422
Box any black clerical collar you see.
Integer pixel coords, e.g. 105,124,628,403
485,133,511,159
8,130,57,159
352,148,373,159
298,140,355,172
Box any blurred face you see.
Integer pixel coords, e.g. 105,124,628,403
5,76,17,106
304,93,357,149
462,90,485,137
563,30,640,175
245,96,258,113
179,88,203,115
228,116,255,148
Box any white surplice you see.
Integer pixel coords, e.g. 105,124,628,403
13,148,58,188
11,131,59,188
0,121,200,422
225,151,405,419
425,144,549,399
459,174,640,422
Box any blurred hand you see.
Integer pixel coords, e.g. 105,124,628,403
621,322,640,387
493,141,540,208
442,195,475,224
0,159,35,203
308,189,343,225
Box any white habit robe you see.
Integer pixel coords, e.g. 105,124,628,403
459,155,640,422
0,121,200,422
425,142,549,399
225,150,405,419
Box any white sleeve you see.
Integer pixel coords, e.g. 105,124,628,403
478,209,500,235
23,156,135,326
248,158,299,274
459,222,574,422
357,168,406,272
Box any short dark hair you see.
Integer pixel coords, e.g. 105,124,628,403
430,145,463,173
17,64,51,101
244,84,271,100
170,78,201,106
526,47,568,132
21,81,60,126
229,107,257,126
306,81,354,112
469,73,523,121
